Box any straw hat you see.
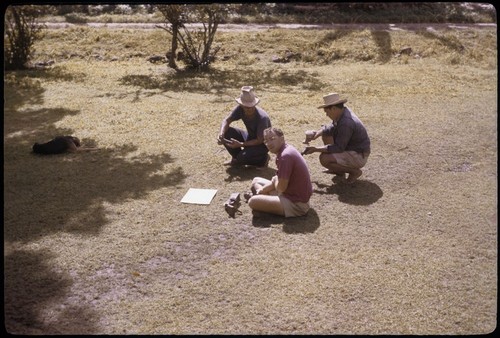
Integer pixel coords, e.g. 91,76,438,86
235,86,260,107
317,93,348,108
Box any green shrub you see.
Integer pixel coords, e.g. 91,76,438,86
4,5,45,70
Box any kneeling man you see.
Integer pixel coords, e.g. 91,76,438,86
247,127,312,217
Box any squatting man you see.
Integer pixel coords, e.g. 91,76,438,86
302,93,371,184
217,86,271,167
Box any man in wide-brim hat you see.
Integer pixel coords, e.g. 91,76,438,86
217,86,272,167
302,92,371,184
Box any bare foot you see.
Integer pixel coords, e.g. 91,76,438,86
243,191,253,203
346,169,362,184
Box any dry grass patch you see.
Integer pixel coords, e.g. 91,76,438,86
4,26,497,335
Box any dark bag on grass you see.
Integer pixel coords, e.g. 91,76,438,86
32,136,80,154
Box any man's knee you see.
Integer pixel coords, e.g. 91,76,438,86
319,153,335,166
251,177,263,185
248,196,257,209
225,127,244,140
248,195,265,210
319,153,326,165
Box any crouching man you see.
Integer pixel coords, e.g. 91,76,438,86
302,92,370,184
247,127,313,217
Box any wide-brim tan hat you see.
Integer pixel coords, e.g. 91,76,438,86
317,93,347,108
235,86,260,107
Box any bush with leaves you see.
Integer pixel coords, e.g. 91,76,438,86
156,4,234,71
156,5,186,69
4,5,46,70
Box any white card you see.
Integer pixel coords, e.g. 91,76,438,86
180,188,218,205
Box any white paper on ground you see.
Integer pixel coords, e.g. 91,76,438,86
180,188,218,205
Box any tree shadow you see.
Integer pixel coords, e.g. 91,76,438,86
313,179,383,205
416,29,465,52
251,208,320,233
18,66,87,83
119,67,328,95
371,30,392,63
4,71,46,112
4,107,81,137
224,165,276,183
4,249,101,334
318,29,352,43
4,100,188,244
4,139,186,242
4,70,189,335
318,28,393,64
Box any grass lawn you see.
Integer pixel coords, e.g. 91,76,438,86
3,24,497,334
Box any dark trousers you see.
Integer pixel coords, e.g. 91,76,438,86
224,127,269,166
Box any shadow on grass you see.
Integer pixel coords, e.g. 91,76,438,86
119,67,328,95
4,81,187,334
117,29,404,95
416,29,465,52
4,107,81,137
4,71,46,112
4,139,186,242
4,84,187,243
371,30,392,63
251,208,320,233
313,179,383,205
4,249,100,334
224,165,276,182
318,28,393,64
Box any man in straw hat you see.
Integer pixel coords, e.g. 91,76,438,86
217,86,272,167
302,93,370,184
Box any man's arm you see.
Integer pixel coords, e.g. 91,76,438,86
301,127,326,155
256,175,289,195
256,175,288,194
257,176,276,195
240,134,264,147
218,116,233,144
311,128,324,141
303,124,353,155
324,124,353,153
274,175,289,194
243,115,270,147
302,144,329,155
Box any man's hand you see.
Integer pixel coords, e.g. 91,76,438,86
257,177,276,195
217,135,242,148
301,146,316,155
225,138,243,149
303,130,316,144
